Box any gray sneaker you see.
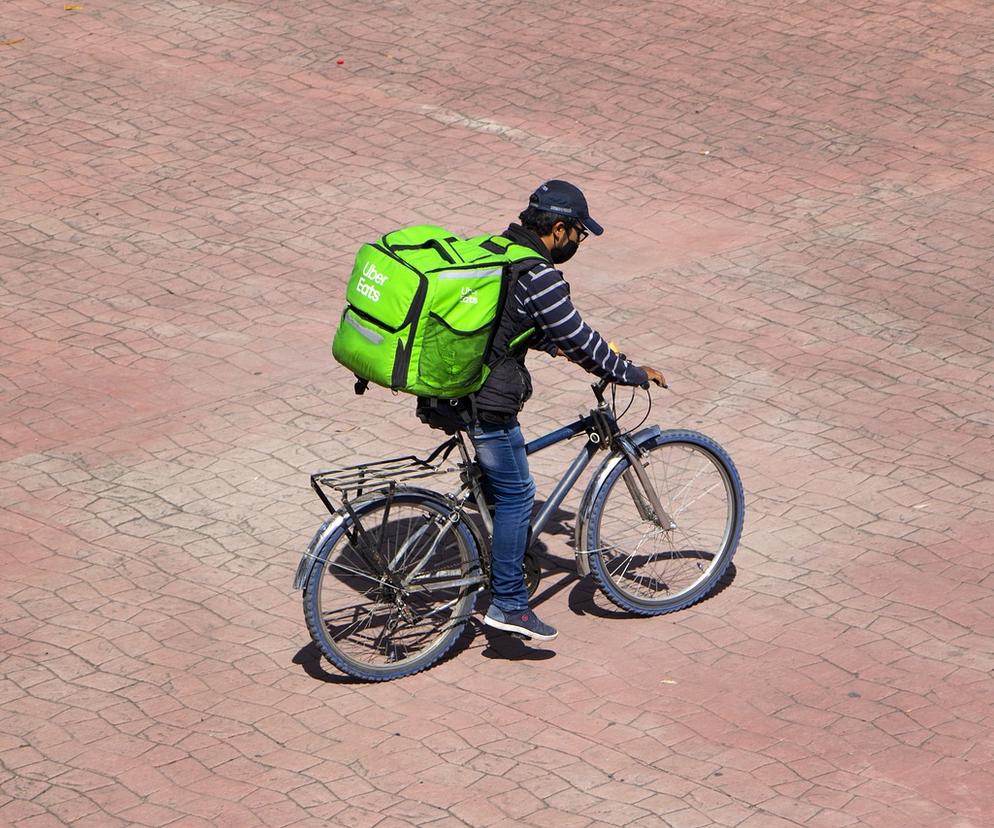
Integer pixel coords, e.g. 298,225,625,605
483,606,558,641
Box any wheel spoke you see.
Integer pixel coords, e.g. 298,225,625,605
327,559,387,586
587,436,741,614
330,601,383,642
303,495,478,680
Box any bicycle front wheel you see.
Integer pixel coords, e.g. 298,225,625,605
302,490,480,681
584,430,744,615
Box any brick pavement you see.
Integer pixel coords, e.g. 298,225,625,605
2,0,994,825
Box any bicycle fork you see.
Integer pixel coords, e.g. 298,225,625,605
574,425,670,577
616,435,677,531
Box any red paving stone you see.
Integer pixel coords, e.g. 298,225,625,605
3,0,994,825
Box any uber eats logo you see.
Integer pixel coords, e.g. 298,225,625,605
357,262,388,301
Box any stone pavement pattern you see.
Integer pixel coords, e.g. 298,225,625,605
2,0,993,825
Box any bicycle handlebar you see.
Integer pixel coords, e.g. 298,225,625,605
591,352,654,404
591,375,651,404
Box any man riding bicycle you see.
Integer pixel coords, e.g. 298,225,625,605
461,180,666,642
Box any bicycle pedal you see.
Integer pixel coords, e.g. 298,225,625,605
509,632,530,641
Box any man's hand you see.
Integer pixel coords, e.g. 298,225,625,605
641,367,667,388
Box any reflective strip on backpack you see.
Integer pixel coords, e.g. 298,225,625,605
436,268,504,280
345,313,384,344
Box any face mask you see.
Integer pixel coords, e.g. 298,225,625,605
551,236,578,264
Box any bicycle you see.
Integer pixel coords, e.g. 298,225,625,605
294,376,745,681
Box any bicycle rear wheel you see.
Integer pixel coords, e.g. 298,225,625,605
584,430,744,615
303,490,480,681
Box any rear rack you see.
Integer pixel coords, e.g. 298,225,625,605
310,438,460,515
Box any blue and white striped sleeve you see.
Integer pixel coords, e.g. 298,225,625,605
519,264,649,386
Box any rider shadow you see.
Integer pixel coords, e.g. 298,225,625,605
568,562,738,619
532,498,573,534
476,521,580,663
527,499,578,569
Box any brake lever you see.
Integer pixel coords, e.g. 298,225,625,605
621,352,668,390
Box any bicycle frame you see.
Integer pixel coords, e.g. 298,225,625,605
298,380,673,591
453,411,597,543
453,380,675,562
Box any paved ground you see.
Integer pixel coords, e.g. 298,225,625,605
3,0,994,825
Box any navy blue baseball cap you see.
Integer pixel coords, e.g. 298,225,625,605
528,180,604,235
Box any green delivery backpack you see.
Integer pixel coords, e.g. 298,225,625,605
332,225,542,398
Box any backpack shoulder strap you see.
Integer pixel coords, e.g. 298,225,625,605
478,235,547,265
492,242,549,356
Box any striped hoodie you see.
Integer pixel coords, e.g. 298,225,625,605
473,223,648,416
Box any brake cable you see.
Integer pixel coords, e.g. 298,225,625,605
631,387,652,432
610,382,649,433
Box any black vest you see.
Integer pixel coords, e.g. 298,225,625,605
472,225,551,416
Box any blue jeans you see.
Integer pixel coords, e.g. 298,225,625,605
469,420,535,613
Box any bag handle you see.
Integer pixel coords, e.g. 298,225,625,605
387,237,458,264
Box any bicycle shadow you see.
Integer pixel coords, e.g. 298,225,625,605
293,561,738,680
293,618,489,682
567,562,738,619
292,642,369,684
